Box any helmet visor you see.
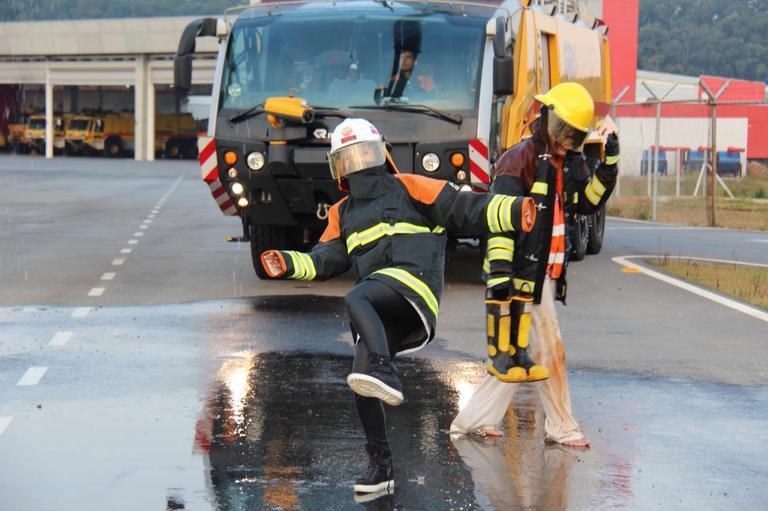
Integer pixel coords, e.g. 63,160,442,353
547,110,589,151
328,140,387,180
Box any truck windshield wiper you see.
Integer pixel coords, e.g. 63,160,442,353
348,103,463,126
228,103,265,124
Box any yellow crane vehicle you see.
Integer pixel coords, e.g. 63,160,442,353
23,114,66,155
175,0,613,277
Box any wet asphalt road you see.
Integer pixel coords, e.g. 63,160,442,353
1,155,767,510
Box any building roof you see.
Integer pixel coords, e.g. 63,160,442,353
0,16,219,58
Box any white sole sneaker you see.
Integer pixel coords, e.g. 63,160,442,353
354,479,395,495
347,373,404,406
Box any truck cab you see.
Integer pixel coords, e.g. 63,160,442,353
176,0,613,277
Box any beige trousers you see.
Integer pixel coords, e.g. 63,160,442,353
450,277,585,443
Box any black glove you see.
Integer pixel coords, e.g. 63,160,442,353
604,133,620,166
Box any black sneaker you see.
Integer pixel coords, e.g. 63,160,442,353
347,354,404,406
354,445,394,494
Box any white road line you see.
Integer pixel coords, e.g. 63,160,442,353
148,214,157,218
613,255,768,323
748,239,768,243
134,232,144,237
121,248,132,254
17,366,47,386
128,239,138,245
139,225,149,230
101,272,116,281
49,331,73,346
0,417,12,436
143,219,152,224
112,258,125,266
88,287,105,297
22,307,37,313
71,307,92,318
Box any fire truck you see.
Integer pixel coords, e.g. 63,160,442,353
175,0,613,277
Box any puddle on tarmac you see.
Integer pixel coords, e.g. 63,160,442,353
188,351,768,510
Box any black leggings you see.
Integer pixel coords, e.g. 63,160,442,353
345,280,424,451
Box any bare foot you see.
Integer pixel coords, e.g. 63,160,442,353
561,437,590,448
474,426,503,438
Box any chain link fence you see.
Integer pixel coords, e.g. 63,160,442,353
608,96,768,231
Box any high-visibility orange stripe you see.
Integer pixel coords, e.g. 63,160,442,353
319,196,348,243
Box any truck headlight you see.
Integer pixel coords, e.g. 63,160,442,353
247,152,265,171
237,197,249,208
231,182,244,195
421,153,440,172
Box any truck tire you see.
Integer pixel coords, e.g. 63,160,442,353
182,140,198,159
165,140,182,159
250,225,288,280
570,214,589,262
104,137,123,158
586,205,606,255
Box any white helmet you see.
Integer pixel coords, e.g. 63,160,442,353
328,118,387,181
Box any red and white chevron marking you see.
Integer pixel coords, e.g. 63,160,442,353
198,136,238,216
468,139,490,190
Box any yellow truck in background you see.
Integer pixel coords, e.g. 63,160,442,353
24,114,66,155
65,112,198,158
176,0,614,276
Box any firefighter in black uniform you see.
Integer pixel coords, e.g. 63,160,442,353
260,118,537,496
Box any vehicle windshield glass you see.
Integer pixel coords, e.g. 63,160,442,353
221,8,486,112
69,119,90,130
29,119,46,129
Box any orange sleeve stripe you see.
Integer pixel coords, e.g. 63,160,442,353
395,174,446,205
319,196,348,243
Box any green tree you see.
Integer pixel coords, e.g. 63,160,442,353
639,0,768,83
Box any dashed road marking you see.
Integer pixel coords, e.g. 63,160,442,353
71,307,92,318
148,214,156,218
121,248,132,254
49,331,73,346
112,258,125,266
128,239,138,245
22,307,37,313
139,225,149,230
88,287,105,297
144,219,153,224
133,232,144,237
17,366,47,386
0,417,12,436
748,239,768,243
101,272,116,281
613,255,768,323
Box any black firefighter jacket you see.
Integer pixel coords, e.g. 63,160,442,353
274,165,532,353
486,136,618,304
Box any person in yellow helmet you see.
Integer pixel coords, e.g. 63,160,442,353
452,82,620,447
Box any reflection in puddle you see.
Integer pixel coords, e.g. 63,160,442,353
193,352,608,510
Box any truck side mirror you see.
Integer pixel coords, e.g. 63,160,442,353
493,17,506,59
492,17,513,96
174,18,220,94
493,56,514,96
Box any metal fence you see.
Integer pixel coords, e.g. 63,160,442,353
608,86,768,231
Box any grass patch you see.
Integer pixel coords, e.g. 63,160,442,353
647,257,768,309
607,196,768,230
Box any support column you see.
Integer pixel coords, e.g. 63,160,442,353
146,76,156,162
45,62,54,159
134,54,147,161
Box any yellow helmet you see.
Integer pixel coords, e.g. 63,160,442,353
534,82,594,132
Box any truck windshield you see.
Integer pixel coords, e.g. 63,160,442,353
221,8,486,112
68,119,90,130
29,119,46,129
